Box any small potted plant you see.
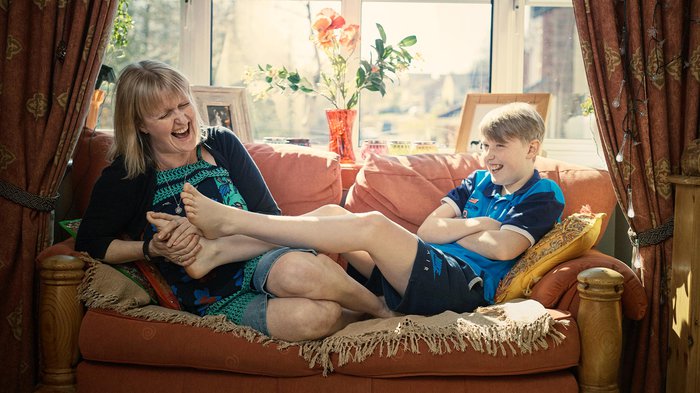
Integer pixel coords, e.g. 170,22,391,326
244,8,417,162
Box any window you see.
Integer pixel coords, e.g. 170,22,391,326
95,0,180,129
522,2,601,167
97,0,601,166
358,2,491,148
211,1,341,145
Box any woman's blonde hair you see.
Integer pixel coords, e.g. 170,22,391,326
479,102,545,145
110,60,206,178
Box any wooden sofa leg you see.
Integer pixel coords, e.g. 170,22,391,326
36,255,85,393
576,267,624,393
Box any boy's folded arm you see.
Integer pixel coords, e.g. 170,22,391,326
456,229,531,261
417,205,501,244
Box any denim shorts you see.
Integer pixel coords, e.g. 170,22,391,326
239,247,317,335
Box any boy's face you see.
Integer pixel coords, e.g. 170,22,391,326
480,135,539,194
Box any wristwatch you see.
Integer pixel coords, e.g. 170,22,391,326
142,238,152,262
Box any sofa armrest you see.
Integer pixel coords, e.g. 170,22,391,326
36,255,84,393
576,267,624,392
529,249,647,320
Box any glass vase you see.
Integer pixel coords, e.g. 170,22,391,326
326,109,357,163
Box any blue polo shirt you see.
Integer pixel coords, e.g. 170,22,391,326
430,169,565,303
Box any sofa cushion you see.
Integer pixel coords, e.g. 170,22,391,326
67,129,342,220
246,143,342,216
78,258,578,377
345,152,616,236
533,156,616,241
112,263,159,305
494,212,604,303
344,152,483,233
132,260,182,310
79,307,579,379
76,362,579,393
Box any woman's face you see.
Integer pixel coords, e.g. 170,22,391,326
140,93,197,166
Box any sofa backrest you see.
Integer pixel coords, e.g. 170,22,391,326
344,152,616,241
243,143,342,215
66,129,342,218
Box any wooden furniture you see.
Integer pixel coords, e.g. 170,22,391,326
577,268,624,393
37,255,626,393
667,174,700,393
37,256,85,393
34,134,647,392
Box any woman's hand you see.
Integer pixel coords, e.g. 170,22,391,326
149,232,201,267
146,211,203,266
147,211,203,246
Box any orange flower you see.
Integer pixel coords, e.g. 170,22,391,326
317,30,335,49
247,8,417,110
312,14,332,32
339,24,360,51
312,8,345,33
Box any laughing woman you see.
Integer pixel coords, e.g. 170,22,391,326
75,60,393,341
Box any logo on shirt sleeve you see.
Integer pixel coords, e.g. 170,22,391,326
463,197,480,218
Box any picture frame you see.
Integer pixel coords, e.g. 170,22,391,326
190,86,253,143
454,93,551,153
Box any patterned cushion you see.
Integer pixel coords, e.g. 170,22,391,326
494,212,605,303
111,260,182,310
113,263,158,305
133,260,182,310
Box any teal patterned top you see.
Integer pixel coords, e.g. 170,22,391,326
146,146,261,322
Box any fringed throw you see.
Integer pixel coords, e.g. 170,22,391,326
77,256,568,374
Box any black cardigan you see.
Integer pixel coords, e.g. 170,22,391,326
75,127,280,259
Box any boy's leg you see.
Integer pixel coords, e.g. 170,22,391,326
151,205,376,278
299,204,376,277
182,183,417,295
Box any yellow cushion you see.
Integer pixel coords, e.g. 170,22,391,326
494,212,605,303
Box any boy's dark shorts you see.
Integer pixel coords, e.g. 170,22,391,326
350,239,489,315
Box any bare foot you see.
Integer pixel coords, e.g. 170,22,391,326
183,238,223,279
146,211,171,239
147,211,203,245
181,182,240,239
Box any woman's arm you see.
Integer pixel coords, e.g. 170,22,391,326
75,160,152,259
205,127,281,215
417,204,502,244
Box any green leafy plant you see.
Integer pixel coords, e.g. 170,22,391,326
581,95,594,116
244,8,417,110
110,0,134,52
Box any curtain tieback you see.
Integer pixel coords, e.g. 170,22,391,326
0,179,58,212
628,218,674,248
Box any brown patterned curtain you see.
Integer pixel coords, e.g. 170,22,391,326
573,1,699,392
0,1,118,391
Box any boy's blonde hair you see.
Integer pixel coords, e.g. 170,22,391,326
110,60,206,178
479,102,545,144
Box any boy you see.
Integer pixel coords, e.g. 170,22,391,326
154,102,565,317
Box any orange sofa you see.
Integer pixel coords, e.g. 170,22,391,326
36,130,647,393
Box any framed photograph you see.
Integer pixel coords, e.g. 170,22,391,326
454,93,551,153
190,86,253,143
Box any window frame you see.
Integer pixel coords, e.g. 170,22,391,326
176,0,601,167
